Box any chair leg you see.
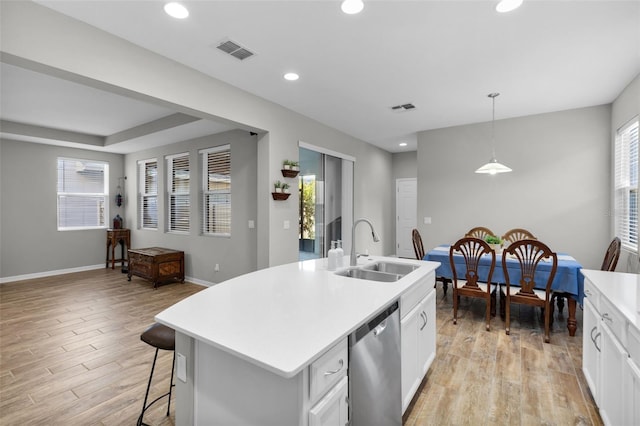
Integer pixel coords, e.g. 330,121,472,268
453,289,458,325
137,348,159,426
505,293,511,335
486,294,492,331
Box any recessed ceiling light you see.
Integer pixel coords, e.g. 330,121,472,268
341,0,364,15
284,72,299,81
496,0,523,13
399,142,408,147
164,2,189,19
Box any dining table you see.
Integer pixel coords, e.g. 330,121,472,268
424,245,584,337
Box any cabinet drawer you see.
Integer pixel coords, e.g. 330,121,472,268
401,272,433,319
309,339,347,403
583,278,600,312
601,296,626,345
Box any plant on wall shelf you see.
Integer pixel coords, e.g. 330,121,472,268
274,180,283,193
282,182,290,193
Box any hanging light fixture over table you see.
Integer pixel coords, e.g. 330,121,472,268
475,92,512,175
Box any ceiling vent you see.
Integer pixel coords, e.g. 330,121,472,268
216,39,255,61
391,103,416,111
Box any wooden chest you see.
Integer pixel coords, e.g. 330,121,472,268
127,247,184,289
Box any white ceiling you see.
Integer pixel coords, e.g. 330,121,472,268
2,0,639,153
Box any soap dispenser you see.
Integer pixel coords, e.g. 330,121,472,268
327,241,338,271
336,240,344,268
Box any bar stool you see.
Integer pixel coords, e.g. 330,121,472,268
137,323,176,426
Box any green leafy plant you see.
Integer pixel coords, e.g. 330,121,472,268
274,180,282,189
484,235,502,245
282,182,290,192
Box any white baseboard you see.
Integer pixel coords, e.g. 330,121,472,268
1,266,216,287
0,264,105,284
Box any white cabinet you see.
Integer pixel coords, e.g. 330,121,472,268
400,272,436,413
626,357,640,425
581,270,640,426
599,321,627,426
582,298,600,404
309,376,349,426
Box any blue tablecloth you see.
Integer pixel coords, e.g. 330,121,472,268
424,245,584,305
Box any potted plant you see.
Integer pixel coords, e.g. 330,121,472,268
274,180,283,193
484,235,503,253
283,160,292,170
291,161,299,171
282,182,290,193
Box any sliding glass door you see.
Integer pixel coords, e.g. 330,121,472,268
298,146,353,261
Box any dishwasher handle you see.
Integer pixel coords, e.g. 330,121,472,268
373,320,387,336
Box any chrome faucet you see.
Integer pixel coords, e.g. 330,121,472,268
350,218,380,266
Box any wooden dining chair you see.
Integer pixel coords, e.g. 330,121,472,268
413,228,451,297
501,228,536,247
553,236,621,314
465,226,495,241
502,239,557,343
450,237,496,331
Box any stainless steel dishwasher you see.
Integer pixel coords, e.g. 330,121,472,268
349,301,401,426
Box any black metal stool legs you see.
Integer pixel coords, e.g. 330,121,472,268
137,348,175,426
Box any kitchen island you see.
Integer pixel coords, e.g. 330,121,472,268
156,256,440,425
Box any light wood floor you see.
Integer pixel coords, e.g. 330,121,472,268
1,270,602,425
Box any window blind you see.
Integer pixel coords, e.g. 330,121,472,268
138,158,158,229
200,145,231,236
167,153,190,233
614,118,638,251
57,157,109,230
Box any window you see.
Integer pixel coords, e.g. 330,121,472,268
614,118,638,252
167,153,190,233
138,158,158,229
57,157,109,230
201,145,231,236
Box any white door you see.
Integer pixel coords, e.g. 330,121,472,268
396,178,417,258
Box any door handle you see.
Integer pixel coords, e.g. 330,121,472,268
373,320,387,337
602,313,613,324
594,332,601,353
323,359,344,376
590,326,598,343
420,311,428,331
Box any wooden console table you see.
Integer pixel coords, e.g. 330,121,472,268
106,228,130,270
127,247,185,289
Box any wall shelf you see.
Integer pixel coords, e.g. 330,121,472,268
281,169,299,178
272,192,291,201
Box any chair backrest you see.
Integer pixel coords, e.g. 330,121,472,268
465,226,495,241
601,237,621,271
412,229,425,260
449,237,495,288
502,239,558,295
502,228,537,246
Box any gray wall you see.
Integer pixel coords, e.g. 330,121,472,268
122,130,258,284
0,139,124,277
417,104,611,270
0,1,395,281
611,73,640,273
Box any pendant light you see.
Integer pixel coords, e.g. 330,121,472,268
475,92,512,175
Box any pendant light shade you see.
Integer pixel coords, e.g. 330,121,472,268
475,92,512,175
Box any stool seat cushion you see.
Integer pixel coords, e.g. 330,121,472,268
140,323,175,351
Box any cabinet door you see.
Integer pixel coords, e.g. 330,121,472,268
582,299,600,405
401,303,420,413
309,375,348,426
599,322,628,426
626,358,640,426
417,290,436,376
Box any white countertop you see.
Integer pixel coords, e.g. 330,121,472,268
155,256,439,378
581,269,640,331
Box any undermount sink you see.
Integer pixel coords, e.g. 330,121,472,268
335,267,402,282
335,261,418,283
361,261,419,276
